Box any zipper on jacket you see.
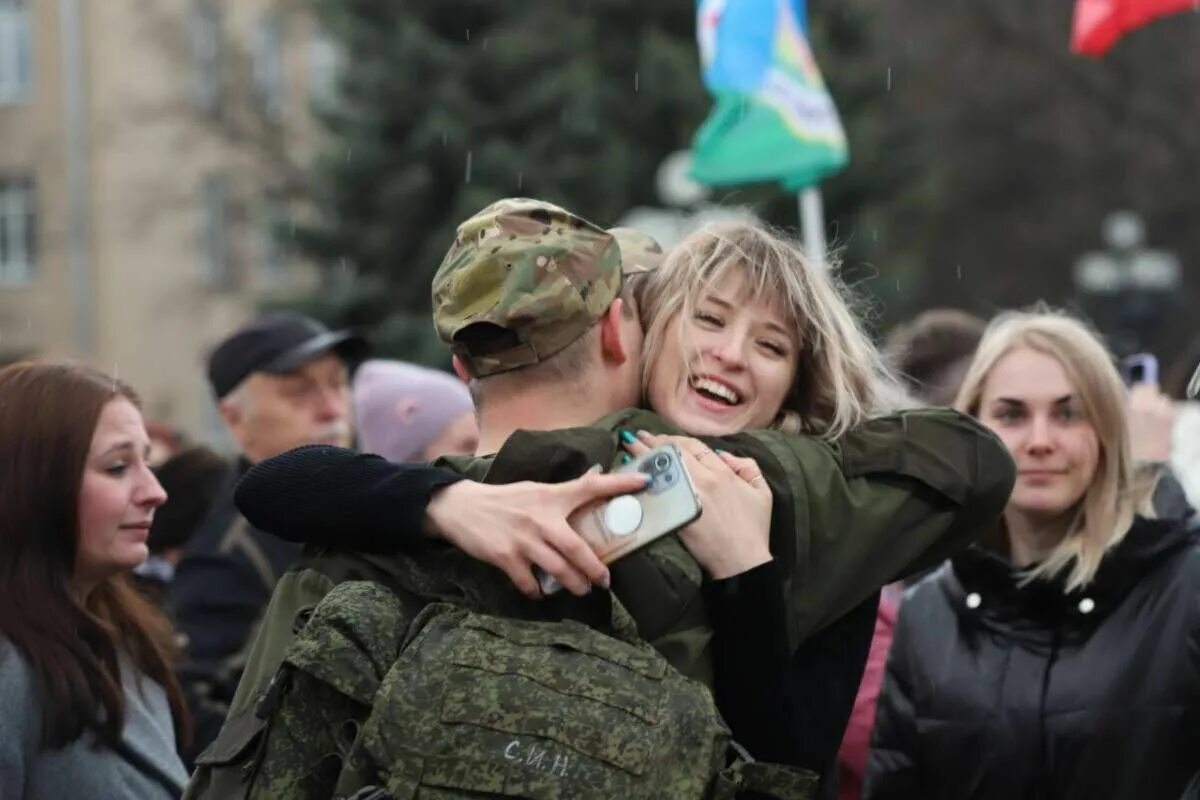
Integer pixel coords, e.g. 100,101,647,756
1035,624,1062,799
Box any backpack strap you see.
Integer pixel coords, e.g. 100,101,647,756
606,590,642,643
709,750,820,800
343,785,392,800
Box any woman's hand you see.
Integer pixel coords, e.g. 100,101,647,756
424,469,651,598
623,431,773,579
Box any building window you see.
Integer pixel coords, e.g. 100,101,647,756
308,31,340,109
0,0,32,105
252,14,284,121
0,177,35,285
189,1,221,115
200,174,233,289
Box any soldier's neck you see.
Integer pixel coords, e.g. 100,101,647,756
474,384,613,456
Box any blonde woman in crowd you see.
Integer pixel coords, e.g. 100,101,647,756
866,310,1200,800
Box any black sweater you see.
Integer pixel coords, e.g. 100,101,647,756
235,445,877,781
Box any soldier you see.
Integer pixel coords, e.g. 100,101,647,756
185,201,1015,798
169,312,366,761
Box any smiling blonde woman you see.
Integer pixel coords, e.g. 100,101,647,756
637,222,907,438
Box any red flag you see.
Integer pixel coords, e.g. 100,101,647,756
1072,0,1198,56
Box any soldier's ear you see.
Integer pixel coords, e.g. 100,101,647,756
451,355,471,383
598,299,632,367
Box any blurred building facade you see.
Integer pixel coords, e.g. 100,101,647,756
0,0,331,442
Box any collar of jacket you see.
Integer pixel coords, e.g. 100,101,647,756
942,514,1197,643
436,408,677,482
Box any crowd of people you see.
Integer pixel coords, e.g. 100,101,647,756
0,197,1197,799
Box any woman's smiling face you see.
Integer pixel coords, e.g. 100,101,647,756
646,271,800,435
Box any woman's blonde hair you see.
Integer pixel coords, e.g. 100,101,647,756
954,309,1146,591
633,222,907,439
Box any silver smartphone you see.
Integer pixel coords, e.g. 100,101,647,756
538,443,703,595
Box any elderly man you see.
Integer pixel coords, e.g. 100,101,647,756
169,311,365,760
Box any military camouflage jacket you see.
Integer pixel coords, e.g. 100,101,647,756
183,407,1014,799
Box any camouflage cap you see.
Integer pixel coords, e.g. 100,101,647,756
431,198,662,378
608,227,664,276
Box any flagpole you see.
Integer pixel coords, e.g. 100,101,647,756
799,186,826,267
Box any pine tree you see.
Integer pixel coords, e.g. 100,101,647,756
291,0,709,362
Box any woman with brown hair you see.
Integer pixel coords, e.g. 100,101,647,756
0,361,191,798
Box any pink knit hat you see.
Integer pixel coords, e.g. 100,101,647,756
353,360,474,462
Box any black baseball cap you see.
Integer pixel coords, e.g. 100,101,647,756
207,312,368,400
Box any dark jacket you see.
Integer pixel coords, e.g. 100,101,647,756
866,516,1200,800
168,458,302,762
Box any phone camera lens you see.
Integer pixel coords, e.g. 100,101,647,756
653,454,671,472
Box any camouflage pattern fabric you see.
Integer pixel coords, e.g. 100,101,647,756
430,198,660,378
186,405,1014,799
243,581,414,800
338,601,815,799
239,581,815,799
710,761,821,800
607,226,664,274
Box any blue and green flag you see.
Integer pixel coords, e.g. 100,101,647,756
691,0,848,190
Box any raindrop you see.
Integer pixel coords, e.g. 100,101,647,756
442,131,448,147
465,151,473,183
289,216,296,238
482,37,489,51
517,171,524,189
634,72,639,93
337,258,349,274
345,147,352,162
465,28,470,42
895,279,901,293
956,264,962,280
871,228,878,242
886,67,892,92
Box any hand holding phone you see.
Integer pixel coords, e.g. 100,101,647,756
618,431,774,579
1122,353,1159,386
427,468,652,598
538,444,702,595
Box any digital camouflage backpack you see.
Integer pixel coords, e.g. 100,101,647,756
242,580,817,800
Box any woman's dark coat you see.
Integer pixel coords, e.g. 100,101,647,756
866,516,1200,800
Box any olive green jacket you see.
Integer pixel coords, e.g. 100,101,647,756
183,407,1014,799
